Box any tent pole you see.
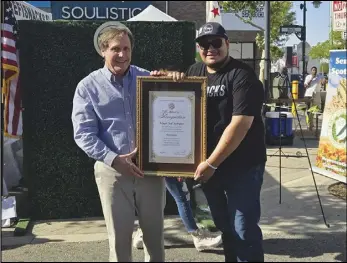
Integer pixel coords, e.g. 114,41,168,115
165,1,169,14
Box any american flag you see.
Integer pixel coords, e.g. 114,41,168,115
1,1,22,137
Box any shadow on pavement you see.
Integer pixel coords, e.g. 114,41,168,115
260,167,346,262
263,232,346,261
1,237,65,251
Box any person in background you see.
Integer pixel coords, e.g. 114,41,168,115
133,177,222,252
71,23,166,262
304,66,322,99
272,66,291,111
273,66,291,100
304,66,323,130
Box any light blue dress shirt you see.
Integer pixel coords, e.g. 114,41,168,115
71,65,150,167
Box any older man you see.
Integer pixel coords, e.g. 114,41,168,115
71,23,165,262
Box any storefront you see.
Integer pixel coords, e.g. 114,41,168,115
50,1,152,20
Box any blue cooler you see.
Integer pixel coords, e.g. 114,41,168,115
265,112,294,145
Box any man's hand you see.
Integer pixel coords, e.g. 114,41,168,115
194,161,215,183
150,70,168,77
167,71,185,82
150,70,185,82
111,148,144,178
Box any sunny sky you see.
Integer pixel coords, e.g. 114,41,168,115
286,1,331,47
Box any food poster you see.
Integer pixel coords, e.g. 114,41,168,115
314,50,346,183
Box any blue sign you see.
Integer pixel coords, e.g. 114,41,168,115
329,50,347,77
26,1,51,8
51,1,152,21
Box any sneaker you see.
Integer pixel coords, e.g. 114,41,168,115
191,228,222,252
133,228,143,249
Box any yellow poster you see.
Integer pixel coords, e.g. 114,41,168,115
313,50,346,183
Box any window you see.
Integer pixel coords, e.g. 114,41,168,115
229,43,241,59
229,42,256,70
229,42,255,59
241,43,254,59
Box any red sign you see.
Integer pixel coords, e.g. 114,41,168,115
333,1,347,12
292,56,298,68
333,1,347,31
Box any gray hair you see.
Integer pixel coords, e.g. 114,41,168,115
98,22,134,52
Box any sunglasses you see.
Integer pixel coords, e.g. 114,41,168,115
198,38,223,50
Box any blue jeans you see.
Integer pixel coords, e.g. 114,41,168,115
165,177,198,233
202,163,265,262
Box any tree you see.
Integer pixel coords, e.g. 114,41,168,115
271,46,284,62
219,1,296,82
220,1,296,57
320,62,329,74
309,31,346,60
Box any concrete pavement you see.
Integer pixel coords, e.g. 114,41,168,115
2,137,346,262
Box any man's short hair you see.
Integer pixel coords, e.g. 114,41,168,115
98,23,134,52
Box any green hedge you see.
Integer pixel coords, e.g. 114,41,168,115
19,20,196,220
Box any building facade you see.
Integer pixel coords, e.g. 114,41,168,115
152,1,261,74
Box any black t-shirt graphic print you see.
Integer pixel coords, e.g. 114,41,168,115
186,57,267,171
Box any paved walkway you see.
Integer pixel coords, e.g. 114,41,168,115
2,137,346,262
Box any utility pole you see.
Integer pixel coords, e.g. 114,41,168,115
302,0,307,77
264,1,271,100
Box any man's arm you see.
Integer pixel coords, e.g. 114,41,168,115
206,116,253,167
71,82,117,167
206,76,262,168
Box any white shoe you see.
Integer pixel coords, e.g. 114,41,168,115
191,229,222,252
133,228,143,249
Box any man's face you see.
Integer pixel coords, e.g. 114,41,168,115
102,33,132,76
197,36,229,67
311,67,317,76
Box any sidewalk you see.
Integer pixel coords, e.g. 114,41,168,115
2,138,346,262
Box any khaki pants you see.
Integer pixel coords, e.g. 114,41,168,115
94,161,166,262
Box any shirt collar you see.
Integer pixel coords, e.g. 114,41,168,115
101,65,132,82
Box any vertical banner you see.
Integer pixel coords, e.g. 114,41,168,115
332,1,347,31
313,50,347,183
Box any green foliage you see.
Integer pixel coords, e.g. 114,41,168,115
19,20,196,220
309,31,347,59
320,62,329,74
220,1,296,51
270,46,284,61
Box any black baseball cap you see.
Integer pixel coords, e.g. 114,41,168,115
195,22,228,42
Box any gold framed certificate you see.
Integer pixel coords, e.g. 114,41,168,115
136,76,207,178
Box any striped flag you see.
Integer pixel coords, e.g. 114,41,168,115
2,1,22,137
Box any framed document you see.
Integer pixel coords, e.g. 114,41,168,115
136,76,207,178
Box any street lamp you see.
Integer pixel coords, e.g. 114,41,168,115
312,1,322,8
300,1,322,77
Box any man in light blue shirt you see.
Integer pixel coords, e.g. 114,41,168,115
71,22,165,262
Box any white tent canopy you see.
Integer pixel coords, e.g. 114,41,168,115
128,5,177,21
128,5,199,39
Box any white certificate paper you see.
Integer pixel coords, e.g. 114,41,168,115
149,91,195,164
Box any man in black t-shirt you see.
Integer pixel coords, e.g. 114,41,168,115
190,22,267,262
152,22,266,262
